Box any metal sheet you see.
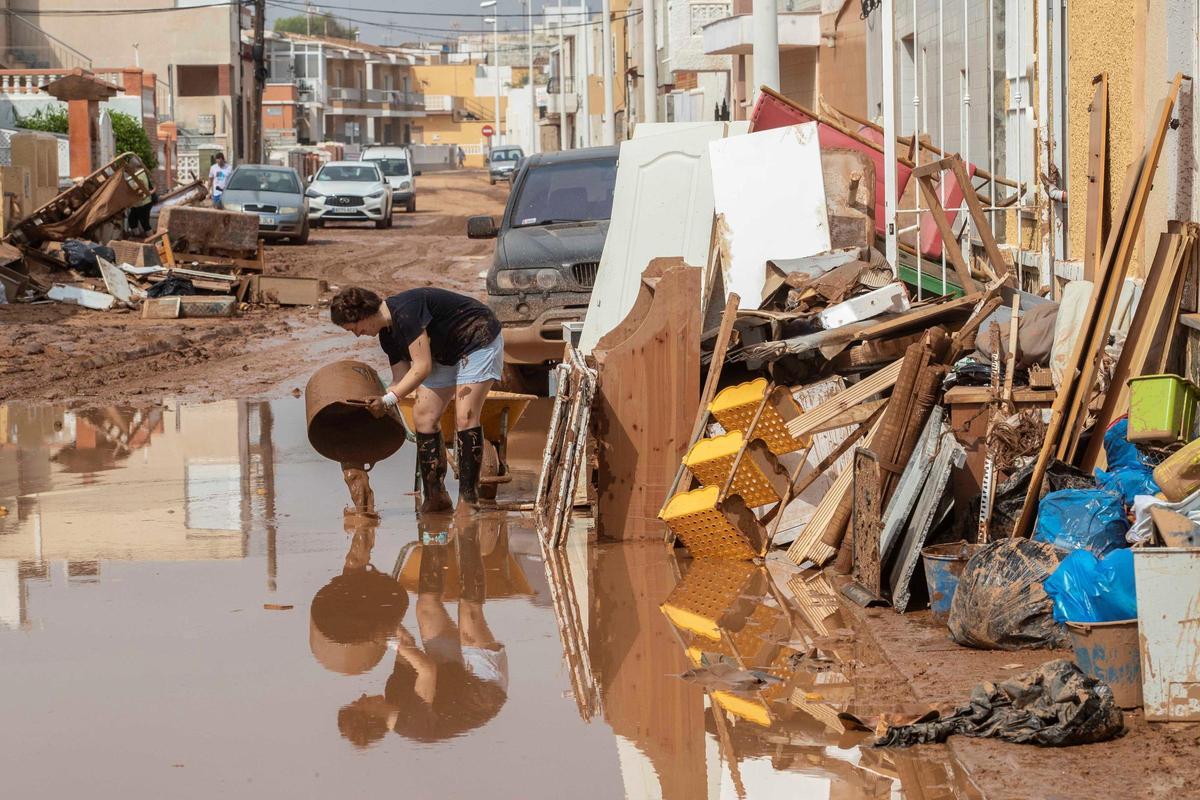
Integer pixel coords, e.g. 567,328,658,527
709,123,832,309
1134,548,1200,721
579,122,740,354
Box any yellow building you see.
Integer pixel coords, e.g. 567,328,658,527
413,63,526,167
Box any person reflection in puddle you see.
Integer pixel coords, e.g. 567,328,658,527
338,506,508,746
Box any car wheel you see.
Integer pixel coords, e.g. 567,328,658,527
293,219,309,245
406,198,416,213
311,219,324,228
375,216,388,229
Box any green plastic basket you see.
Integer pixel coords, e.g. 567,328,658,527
1128,374,1198,444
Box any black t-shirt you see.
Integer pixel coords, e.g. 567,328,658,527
378,288,501,366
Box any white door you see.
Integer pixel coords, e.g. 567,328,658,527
578,122,743,354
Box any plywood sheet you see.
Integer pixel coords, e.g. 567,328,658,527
709,123,832,309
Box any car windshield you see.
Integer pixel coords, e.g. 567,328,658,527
491,149,521,162
226,168,301,194
511,157,617,227
367,158,409,177
316,165,380,182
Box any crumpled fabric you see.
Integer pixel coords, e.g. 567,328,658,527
875,659,1124,748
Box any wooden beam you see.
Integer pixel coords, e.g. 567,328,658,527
949,157,1009,279
1084,73,1109,282
786,359,902,439
915,170,979,292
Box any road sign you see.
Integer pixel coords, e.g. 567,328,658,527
482,124,495,138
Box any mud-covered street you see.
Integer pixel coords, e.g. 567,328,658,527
0,172,509,408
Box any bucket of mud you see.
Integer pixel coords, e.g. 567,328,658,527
305,360,407,465
1065,619,1142,709
922,541,982,623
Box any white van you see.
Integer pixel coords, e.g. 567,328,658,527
360,145,419,212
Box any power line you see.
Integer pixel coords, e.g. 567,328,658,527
267,0,639,35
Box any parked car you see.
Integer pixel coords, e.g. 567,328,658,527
305,161,394,228
361,145,419,212
216,164,309,244
487,145,524,185
468,145,619,372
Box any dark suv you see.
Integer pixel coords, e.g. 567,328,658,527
467,146,619,368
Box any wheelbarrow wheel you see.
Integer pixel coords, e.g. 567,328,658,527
478,439,500,502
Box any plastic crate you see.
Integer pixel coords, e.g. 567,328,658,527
1128,374,1198,444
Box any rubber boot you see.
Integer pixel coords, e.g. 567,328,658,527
456,426,484,505
416,431,453,513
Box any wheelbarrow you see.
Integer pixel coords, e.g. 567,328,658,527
395,390,537,502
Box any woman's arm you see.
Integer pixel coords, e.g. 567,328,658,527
368,332,434,416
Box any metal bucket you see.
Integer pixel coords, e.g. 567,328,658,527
305,360,406,465
921,541,982,623
1065,619,1142,709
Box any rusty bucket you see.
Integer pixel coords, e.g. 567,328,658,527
305,360,406,465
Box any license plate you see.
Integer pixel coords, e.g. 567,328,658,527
330,209,358,215
258,214,277,225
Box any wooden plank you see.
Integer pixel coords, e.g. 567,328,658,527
855,291,983,341
1084,74,1109,282
141,296,181,319
914,171,978,292
256,275,321,306
1078,230,1187,470
949,158,1009,279
851,449,883,599
1002,296,1020,410
807,399,887,434
786,359,902,439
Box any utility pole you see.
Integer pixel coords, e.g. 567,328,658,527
751,0,779,103
558,5,567,150
527,0,537,153
481,1,500,145
641,0,657,123
600,0,614,145
251,0,266,163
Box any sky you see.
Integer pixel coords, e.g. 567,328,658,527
265,0,599,47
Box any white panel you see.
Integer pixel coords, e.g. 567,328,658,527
578,122,739,353
709,123,831,308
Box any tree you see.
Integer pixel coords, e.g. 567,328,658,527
274,12,357,40
16,105,157,170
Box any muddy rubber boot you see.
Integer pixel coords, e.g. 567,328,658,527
416,432,453,513
456,426,484,505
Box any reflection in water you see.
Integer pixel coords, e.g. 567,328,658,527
317,506,519,747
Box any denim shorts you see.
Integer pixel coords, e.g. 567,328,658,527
422,334,504,389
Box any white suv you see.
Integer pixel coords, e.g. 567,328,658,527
361,146,418,213
305,161,394,228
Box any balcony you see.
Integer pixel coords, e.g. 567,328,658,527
702,11,820,56
547,91,579,115
328,86,362,102
425,94,455,113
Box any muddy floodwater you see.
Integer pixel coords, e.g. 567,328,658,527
0,398,982,799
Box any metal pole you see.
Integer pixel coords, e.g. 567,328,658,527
581,10,592,147
601,0,615,145
529,0,538,153
882,0,898,271
641,0,658,123
494,15,502,145
751,0,779,102
559,6,569,148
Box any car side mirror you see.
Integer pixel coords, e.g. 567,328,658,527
467,215,498,239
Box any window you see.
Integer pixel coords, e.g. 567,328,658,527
510,157,618,227
177,65,219,97
227,168,302,194
367,157,409,177
316,164,381,182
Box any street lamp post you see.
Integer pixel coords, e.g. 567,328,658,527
481,1,501,146
526,0,537,153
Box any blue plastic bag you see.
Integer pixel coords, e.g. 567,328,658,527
1043,547,1137,623
1094,419,1160,505
1033,488,1129,556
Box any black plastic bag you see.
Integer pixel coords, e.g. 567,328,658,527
876,659,1123,747
989,459,1094,539
948,538,1069,650
62,239,116,277
147,275,195,298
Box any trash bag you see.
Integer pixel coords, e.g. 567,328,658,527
146,275,195,298
1093,419,1159,505
948,538,1069,650
62,239,116,278
875,659,1124,747
1032,488,1129,556
989,459,1095,540
1044,548,1136,623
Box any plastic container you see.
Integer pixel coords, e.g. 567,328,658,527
1133,547,1200,721
921,541,982,623
1152,436,1200,502
305,360,406,466
1128,374,1198,444
1065,619,1143,709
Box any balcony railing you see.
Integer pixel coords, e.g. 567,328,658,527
328,86,362,102
425,94,455,113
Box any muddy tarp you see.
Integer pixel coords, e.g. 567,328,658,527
875,659,1124,747
25,168,145,244
948,538,1069,650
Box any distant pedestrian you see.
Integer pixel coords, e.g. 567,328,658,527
457,146,466,169
127,171,156,237
208,152,231,206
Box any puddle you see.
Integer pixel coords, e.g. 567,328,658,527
0,397,980,798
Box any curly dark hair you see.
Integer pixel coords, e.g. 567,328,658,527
330,287,383,325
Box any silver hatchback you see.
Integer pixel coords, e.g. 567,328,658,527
218,165,309,244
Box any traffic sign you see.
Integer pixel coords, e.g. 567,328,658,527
482,124,495,138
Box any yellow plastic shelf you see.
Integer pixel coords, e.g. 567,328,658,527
660,485,760,560
709,378,806,456
684,430,784,507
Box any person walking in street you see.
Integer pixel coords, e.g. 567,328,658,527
457,145,466,169
207,152,231,206
330,286,503,510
